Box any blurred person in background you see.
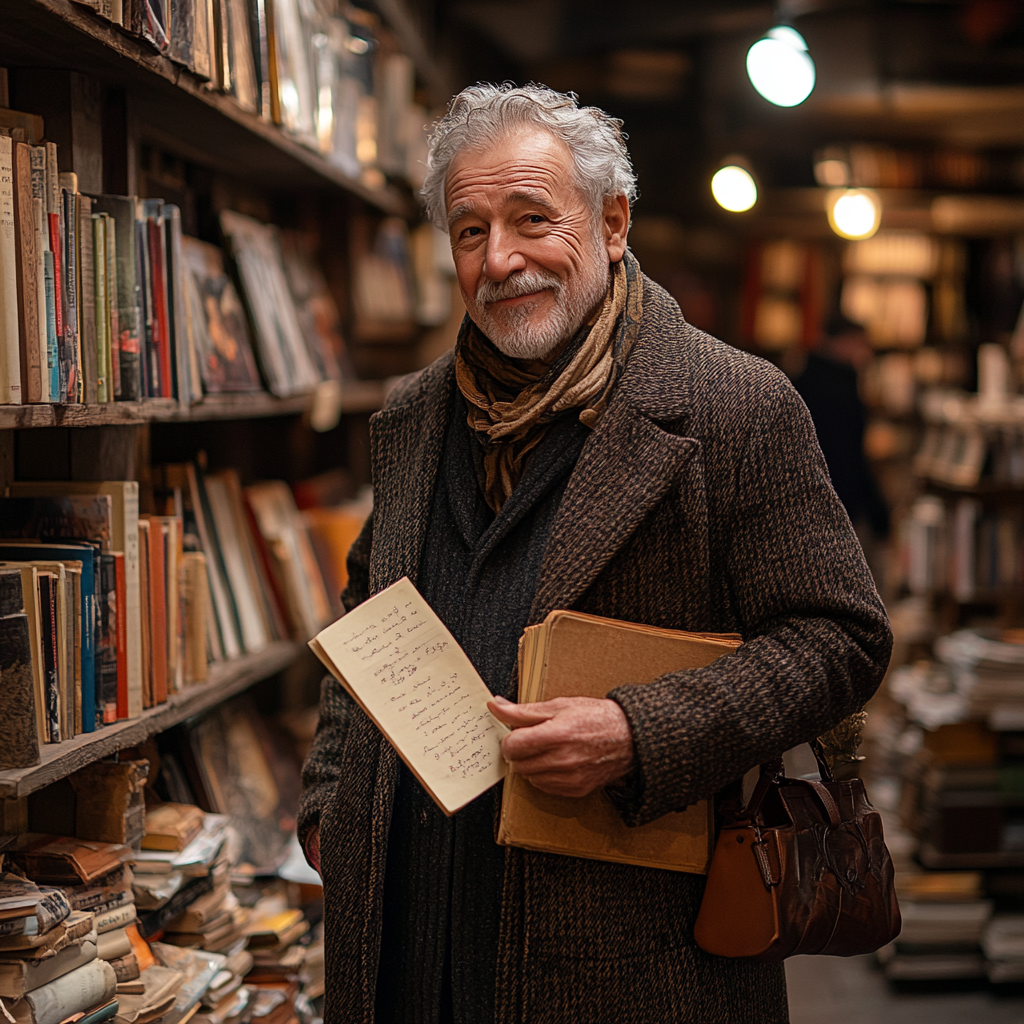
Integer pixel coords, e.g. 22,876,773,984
793,314,891,551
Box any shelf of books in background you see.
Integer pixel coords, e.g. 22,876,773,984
0,452,371,767
66,1,433,195
852,226,1024,984
0,686,325,1024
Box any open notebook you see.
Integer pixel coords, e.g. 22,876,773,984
308,577,509,815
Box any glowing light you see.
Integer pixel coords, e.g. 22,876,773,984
828,188,882,240
711,165,758,212
746,26,816,107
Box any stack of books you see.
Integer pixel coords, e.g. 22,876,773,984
983,914,1024,983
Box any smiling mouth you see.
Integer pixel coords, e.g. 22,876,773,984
487,289,549,308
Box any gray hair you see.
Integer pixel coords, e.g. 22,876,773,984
421,82,638,230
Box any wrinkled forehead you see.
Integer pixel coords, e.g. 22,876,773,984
444,127,584,222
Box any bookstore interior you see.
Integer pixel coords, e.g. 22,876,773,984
0,1,1023,1022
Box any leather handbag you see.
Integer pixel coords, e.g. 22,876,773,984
694,741,901,961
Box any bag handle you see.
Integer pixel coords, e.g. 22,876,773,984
743,741,840,823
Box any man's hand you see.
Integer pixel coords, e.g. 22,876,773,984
487,695,635,798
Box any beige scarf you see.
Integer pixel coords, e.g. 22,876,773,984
455,252,642,512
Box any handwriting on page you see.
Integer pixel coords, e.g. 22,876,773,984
311,577,508,813
343,601,501,780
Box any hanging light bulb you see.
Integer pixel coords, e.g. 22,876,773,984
827,188,882,239
746,26,816,107
711,164,758,212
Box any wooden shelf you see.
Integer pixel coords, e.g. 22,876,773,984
0,381,385,429
0,641,303,800
1,0,412,214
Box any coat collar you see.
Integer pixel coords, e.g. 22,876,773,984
369,275,702,611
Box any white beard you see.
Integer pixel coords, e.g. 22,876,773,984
473,244,610,360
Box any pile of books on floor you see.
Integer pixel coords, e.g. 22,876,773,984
0,110,347,407
878,870,992,981
936,629,1024,729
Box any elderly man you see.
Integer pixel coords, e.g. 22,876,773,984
299,84,891,1024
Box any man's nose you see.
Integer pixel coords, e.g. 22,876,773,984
482,226,527,281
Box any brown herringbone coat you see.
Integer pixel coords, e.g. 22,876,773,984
299,274,892,1023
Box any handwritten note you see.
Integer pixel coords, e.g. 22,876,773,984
309,577,509,815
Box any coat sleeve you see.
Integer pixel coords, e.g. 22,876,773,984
297,512,374,854
606,380,892,827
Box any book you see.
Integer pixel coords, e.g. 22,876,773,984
113,963,183,1024
0,542,98,735
94,904,138,937
0,877,69,938
10,482,142,721
98,926,132,962
136,876,214,940
181,552,209,684
88,196,142,401
10,140,41,401
69,759,149,848
108,950,140,983
141,515,169,703
0,135,23,403
0,911,94,954
142,805,204,853
218,211,319,397
179,236,261,394
0,934,97,1001
10,836,130,886
9,957,116,1024
308,577,509,815
78,191,98,404
163,205,200,407
0,568,39,768
497,610,741,873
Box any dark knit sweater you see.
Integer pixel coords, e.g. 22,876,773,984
376,396,589,1024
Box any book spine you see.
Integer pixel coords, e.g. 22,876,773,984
78,195,98,405
79,554,97,734
0,137,23,404
39,573,59,743
42,250,59,402
61,188,80,403
136,873,213,938
121,483,142,721
32,202,50,400
113,553,127,720
134,206,152,399
152,217,172,398
92,216,109,403
10,143,40,402
102,214,121,398
98,553,118,723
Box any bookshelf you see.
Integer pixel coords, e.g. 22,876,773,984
0,1,429,838
0,640,302,800
0,382,386,429
0,0,411,214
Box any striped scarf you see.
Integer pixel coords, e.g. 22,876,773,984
455,251,642,513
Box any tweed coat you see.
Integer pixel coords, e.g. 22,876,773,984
299,273,893,1024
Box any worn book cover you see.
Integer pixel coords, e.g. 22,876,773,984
9,835,131,886
9,957,116,1024
142,804,204,853
0,568,39,768
498,610,741,874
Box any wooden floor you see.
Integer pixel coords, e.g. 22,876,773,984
787,955,1024,1024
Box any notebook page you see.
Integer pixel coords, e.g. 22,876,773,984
309,576,509,815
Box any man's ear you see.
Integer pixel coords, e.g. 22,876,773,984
603,194,630,262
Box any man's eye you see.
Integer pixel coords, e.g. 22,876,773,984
528,215,544,224
462,226,483,237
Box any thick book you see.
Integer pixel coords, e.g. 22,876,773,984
142,804,204,852
9,835,131,886
10,957,116,1024
0,934,97,1001
0,911,93,954
308,577,509,816
97,926,131,962
0,569,39,768
10,482,142,721
498,610,742,874
0,878,69,939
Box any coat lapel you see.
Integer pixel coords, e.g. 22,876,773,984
530,397,700,622
530,274,705,622
367,353,455,594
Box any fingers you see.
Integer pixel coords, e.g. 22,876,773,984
487,697,558,728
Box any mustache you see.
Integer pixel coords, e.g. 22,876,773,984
477,270,562,305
